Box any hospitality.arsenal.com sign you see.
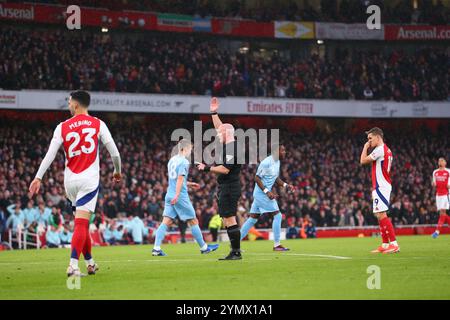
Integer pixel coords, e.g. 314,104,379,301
1,90,449,119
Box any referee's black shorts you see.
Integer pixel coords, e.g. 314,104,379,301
217,182,241,218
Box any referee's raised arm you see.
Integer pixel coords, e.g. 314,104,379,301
195,97,243,261
210,97,223,129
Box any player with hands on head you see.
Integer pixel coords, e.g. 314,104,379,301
360,127,399,254
431,157,450,239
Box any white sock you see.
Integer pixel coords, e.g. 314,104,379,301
382,243,389,249
153,246,161,251
200,244,208,251
85,259,95,266
390,241,398,246
274,242,281,247
70,258,79,269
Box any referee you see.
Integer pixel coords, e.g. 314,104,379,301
196,97,242,260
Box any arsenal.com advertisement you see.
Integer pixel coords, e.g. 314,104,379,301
0,3,34,20
385,25,450,40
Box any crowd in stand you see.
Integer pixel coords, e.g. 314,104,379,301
1,115,448,247
26,0,450,24
1,26,448,101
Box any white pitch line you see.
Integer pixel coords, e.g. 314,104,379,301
4,256,450,266
0,253,351,266
245,253,352,260
0,258,276,266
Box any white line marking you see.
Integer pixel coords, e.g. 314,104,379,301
246,253,352,260
3,256,450,266
0,258,275,266
0,253,351,266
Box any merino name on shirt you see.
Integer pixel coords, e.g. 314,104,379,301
69,120,92,130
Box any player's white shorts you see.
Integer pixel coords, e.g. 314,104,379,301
436,195,450,211
372,187,391,214
65,178,99,213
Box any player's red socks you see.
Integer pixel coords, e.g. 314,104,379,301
436,214,448,233
380,217,397,243
379,219,389,244
83,231,92,261
71,218,89,260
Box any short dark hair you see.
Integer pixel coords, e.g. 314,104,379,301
365,127,384,139
178,139,192,152
70,90,90,107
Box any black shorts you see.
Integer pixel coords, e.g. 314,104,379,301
217,182,241,218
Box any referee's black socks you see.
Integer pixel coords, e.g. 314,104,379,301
227,224,241,252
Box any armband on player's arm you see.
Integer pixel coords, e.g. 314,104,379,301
263,187,269,194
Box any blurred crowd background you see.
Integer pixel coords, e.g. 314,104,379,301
1,113,448,247
1,0,449,248
1,26,448,101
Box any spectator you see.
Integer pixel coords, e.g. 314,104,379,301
6,204,25,235
126,215,149,244
114,225,127,244
103,221,117,245
36,203,52,227
59,224,73,245
46,226,61,248
286,221,300,239
25,221,39,243
49,207,64,229
208,211,222,242
305,220,317,239
23,200,39,228
148,197,161,217
145,214,158,229
47,187,63,206
7,203,25,223
0,26,447,102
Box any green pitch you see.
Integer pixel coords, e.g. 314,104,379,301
0,235,449,300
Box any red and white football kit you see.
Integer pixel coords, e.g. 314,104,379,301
35,114,118,213
369,144,393,213
433,168,450,211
